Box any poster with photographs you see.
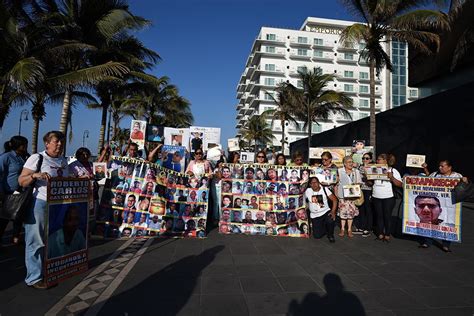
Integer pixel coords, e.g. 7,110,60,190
351,140,366,153
130,120,147,150
93,162,107,181
161,145,186,173
311,147,352,166
45,178,90,286
146,124,164,143
403,176,462,242
343,184,362,198
96,156,210,239
164,127,190,151
219,163,310,238
406,154,426,168
363,164,389,180
190,126,221,152
240,152,255,163
309,147,324,159
309,167,338,184
228,138,240,152
352,146,374,165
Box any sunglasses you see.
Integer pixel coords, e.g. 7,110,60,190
362,157,371,160
195,152,203,155
257,156,265,158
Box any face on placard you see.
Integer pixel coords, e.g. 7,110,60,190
321,155,332,167
415,197,442,224
222,167,231,179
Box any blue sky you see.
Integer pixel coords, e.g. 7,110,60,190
0,0,354,156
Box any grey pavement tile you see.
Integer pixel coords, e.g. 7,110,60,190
403,287,474,308
201,264,237,277
268,262,309,277
240,276,283,293
201,276,242,294
88,281,107,291
66,301,89,313
330,261,372,275
255,245,285,255
366,310,395,315
261,254,292,265
235,264,274,277
78,290,99,301
245,293,292,315
347,274,393,290
393,307,474,316
230,245,259,255
232,254,265,265
365,289,427,310
277,276,322,292
415,272,465,287
379,273,432,288
310,272,361,292
200,294,248,316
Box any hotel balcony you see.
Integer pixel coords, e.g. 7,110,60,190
338,76,358,82
358,90,382,97
254,65,285,76
337,57,358,64
255,35,286,45
312,42,334,50
312,53,334,63
254,48,286,58
289,50,312,60
336,45,358,52
289,38,312,48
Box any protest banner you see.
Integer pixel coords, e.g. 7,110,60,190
364,164,389,180
164,127,190,150
228,138,240,152
309,147,352,166
240,152,255,163
45,178,90,286
96,156,210,238
309,167,337,184
190,126,221,152
130,120,147,150
403,176,462,242
161,145,186,172
146,124,164,143
406,154,426,168
219,163,310,238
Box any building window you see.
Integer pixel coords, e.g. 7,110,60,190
359,72,368,80
344,84,354,92
264,78,275,86
409,89,418,97
297,48,307,56
297,36,307,44
263,106,273,112
266,34,276,41
311,123,322,133
314,38,323,46
265,64,276,71
314,67,323,75
265,92,274,100
359,85,369,93
344,70,354,78
359,112,369,118
265,46,275,53
359,43,366,51
297,80,303,88
359,99,369,107
344,52,354,60
314,50,323,58
297,66,307,74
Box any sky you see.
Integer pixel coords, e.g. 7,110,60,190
0,0,354,156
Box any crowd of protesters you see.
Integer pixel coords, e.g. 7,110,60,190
0,130,470,290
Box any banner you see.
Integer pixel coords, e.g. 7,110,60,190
364,164,389,180
164,127,190,151
45,178,90,286
97,156,210,238
190,126,221,152
309,167,337,184
219,163,310,238
130,120,147,150
403,176,462,242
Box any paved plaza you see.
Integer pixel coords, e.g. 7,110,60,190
1,205,473,316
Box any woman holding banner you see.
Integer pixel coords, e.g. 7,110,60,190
372,153,402,242
185,149,211,177
357,152,374,238
18,131,69,289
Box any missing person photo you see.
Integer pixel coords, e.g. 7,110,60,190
93,162,107,181
146,125,163,142
130,120,146,141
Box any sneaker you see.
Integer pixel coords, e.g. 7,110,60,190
352,228,364,235
29,280,49,290
362,231,370,238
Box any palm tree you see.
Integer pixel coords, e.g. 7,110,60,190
292,69,353,163
340,0,449,152
262,83,300,154
239,115,274,154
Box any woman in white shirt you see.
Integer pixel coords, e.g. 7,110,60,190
372,153,402,242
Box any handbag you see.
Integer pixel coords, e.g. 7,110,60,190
354,192,365,207
0,153,43,221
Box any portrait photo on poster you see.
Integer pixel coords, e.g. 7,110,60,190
406,154,426,168
93,162,107,181
352,140,366,153
47,202,88,259
146,124,164,143
130,120,146,141
343,184,362,198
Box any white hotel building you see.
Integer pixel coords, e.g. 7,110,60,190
236,17,418,154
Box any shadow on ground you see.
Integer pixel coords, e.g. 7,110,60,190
287,273,365,316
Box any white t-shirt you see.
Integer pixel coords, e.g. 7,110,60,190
23,151,69,201
372,167,401,199
305,186,332,218
429,171,462,179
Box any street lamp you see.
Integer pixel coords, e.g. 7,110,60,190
82,130,90,148
18,110,29,135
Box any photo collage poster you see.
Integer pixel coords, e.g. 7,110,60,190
403,176,462,242
219,163,310,238
45,178,90,286
96,156,210,238
189,126,221,152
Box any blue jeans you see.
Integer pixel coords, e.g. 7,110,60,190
24,198,47,285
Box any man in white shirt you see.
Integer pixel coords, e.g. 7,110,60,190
305,177,338,243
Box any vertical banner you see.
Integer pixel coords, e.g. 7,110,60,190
97,157,209,238
189,126,221,152
164,127,190,151
219,163,310,237
403,176,462,242
130,120,147,150
45,178,90,286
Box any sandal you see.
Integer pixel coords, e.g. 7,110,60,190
347,230,353,238
442,246,452,253
384,236,390,242
338,230,345,237
418,243,429,249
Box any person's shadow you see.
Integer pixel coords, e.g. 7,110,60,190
287,273,366,316
102,244,224,315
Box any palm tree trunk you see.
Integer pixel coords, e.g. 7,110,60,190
31,114,40,154
98,103,108,153
307,106,312,164
281,118,285,154
369,59,376,154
